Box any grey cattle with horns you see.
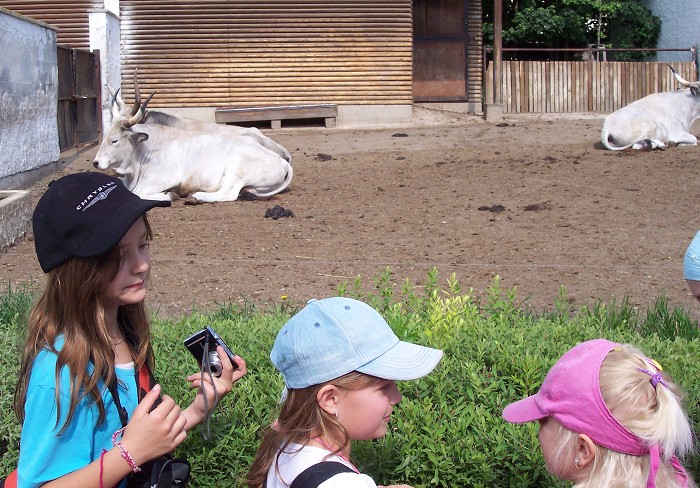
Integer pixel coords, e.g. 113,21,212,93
94,85,293,203
601,65,700,151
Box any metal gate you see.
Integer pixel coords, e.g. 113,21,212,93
57,46,100,150
413,0,482,105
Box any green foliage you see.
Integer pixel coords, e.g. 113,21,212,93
0,283,37,475
607,2,661,60
2,273,700,486
503,5,587,46
483,0,661,58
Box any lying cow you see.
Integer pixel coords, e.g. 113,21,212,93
94,93,293,203
601,66,700,150
110,81,292,163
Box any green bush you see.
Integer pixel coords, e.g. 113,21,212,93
1,269,699,487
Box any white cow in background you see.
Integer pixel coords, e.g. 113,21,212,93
601,66,700,150
94,92,293,203
110,79,292,163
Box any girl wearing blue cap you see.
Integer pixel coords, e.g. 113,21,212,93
683,230,700,302
8,173,247,487
246,297,443,488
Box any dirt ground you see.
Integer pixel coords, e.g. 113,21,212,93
2,108,700,319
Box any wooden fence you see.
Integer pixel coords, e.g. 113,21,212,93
484,61,698,114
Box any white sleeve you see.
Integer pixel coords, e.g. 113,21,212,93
318,471,378,488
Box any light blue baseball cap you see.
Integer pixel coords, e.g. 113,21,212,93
271,297,443,389
684,230,700,281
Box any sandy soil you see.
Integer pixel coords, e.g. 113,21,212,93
2,108,700,318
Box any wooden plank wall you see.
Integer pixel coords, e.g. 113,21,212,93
485,61,698,114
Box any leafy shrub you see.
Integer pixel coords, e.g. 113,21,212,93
1,270,700,486
0,283,36,476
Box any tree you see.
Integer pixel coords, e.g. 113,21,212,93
482,0,660,60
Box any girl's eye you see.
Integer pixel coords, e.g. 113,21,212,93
139,241,150,250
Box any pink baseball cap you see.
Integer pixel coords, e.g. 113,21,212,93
503,339,688,487
503,339,646,454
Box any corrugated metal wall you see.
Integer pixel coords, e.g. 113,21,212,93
465,0,482,104
0,0,101,49
120,1,414,109
1,1,485,110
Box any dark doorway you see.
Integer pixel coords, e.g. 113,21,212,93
413,0,467,101
57,46,100,150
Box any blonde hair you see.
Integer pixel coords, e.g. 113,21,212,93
553,344,695,488
246,372,385,488
14,215,155,433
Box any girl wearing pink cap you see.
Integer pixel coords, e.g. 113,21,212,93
503,339,695,487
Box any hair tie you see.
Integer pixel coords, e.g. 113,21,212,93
637,368,667,389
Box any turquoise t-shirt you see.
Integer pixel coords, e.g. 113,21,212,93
17,336,139,488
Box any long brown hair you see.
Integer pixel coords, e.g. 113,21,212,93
246,372,384,488
13,216,155,433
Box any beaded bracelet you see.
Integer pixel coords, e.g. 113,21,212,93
111,427,142,473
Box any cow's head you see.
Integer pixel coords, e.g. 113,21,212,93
93,92,154,172
669,65,700,97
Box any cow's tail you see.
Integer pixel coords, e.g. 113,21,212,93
247,161,294,198
601,123,635,151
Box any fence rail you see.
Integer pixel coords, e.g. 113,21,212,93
484,60,698,114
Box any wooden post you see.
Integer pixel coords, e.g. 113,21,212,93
484,0,504,120
493,0,502,105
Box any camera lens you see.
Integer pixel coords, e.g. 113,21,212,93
207,351,223,377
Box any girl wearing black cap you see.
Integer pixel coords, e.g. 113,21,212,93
9,172,247,487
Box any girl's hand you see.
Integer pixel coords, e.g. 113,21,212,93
182,348,247,429
119,385,187,465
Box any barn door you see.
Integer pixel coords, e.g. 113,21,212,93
57,46,100,150
413,0,468,101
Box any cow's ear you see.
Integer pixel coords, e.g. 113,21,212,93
691,86,700,97
129,132,149,143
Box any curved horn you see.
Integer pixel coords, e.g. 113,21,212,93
109,86,123,120
130,69,141,116
123,91,155,128
108,84,128,113
668,64,691,87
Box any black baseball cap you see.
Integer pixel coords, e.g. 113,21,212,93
32,172,171,273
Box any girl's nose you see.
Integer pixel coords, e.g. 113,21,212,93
388,381,402,405
132,253,150,274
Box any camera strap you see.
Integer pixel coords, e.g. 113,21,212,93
198,335,219,441
108,362,158,428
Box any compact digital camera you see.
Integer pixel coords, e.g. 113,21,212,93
184,326,237,377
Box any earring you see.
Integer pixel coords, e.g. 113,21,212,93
574,458,581,468
334,410,338,418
